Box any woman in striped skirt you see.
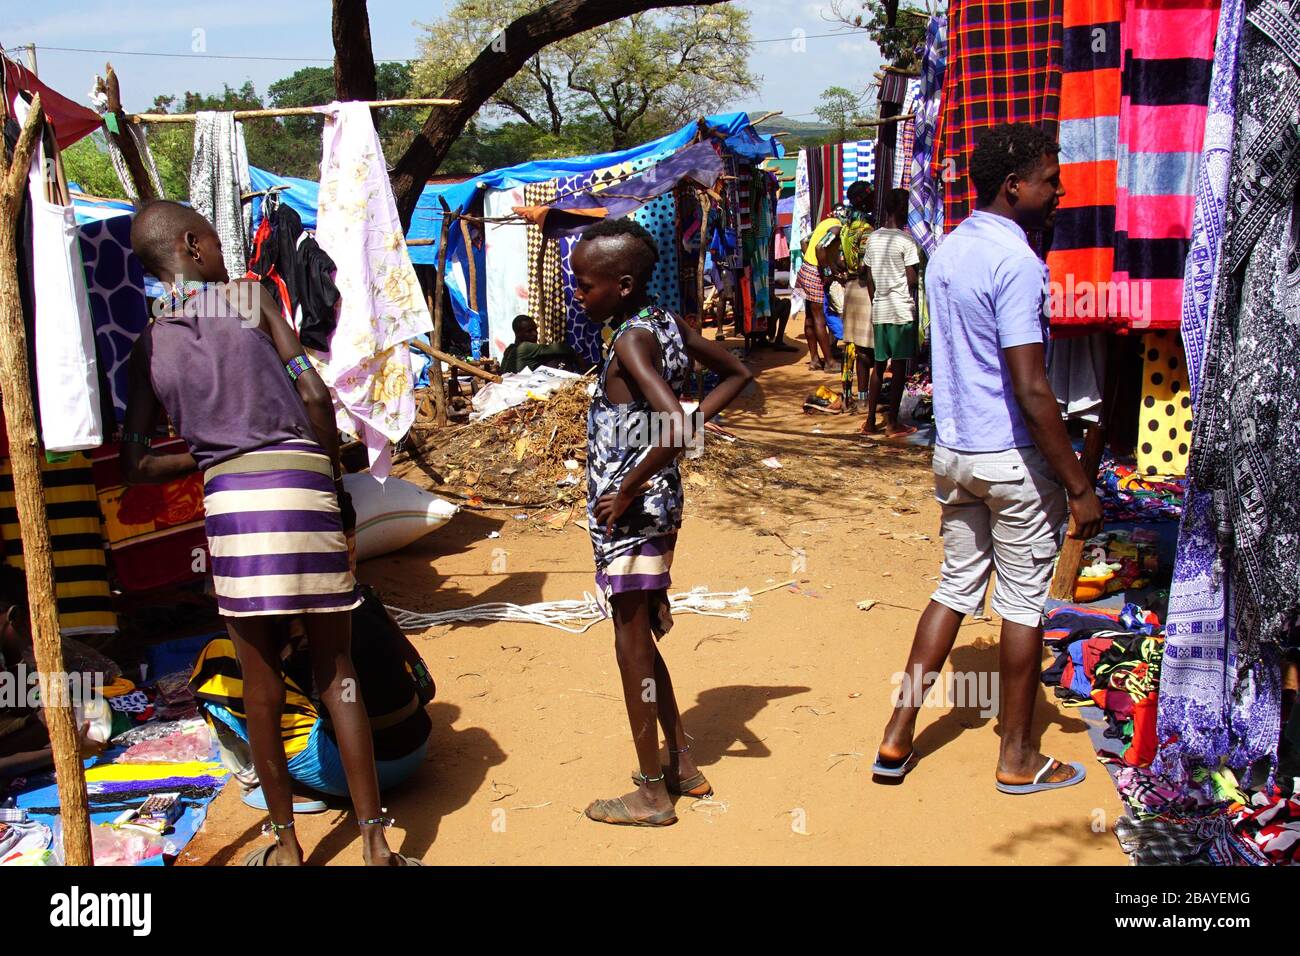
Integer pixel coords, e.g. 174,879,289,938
122,201,419,866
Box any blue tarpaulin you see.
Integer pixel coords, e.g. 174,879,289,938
237,112,778,355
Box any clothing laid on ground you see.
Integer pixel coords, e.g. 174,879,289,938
927,210,1049,453
930,445,1067,626
587,306,690,631
863,228,920,325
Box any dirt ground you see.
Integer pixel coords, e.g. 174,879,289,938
180,337,1127,866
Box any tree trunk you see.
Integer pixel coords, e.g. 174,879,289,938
380,0,727,228
333,0,379,101
0,96,95,867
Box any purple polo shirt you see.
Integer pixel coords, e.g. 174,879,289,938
927,210,1049,453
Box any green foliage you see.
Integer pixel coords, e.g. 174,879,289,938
61,132,122,198
815,86,871,144
415,1,757,149
835,1,930,70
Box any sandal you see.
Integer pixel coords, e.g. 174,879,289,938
585,772,678,827
243,844,280,866
359,812,426,865
661,744,713,797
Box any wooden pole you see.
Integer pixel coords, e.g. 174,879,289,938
127,98,461,124
459,216,482,358
429,204,453,426
1048,421,1107,601
94,64,157,203
409,340,501,384
696,192,712,393
0,95,94,866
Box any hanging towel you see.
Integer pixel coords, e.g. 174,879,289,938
18,100,103,452
1045,0,1123,333
1111,0,1221,331
312,102,433,480
908,14,949,254
936,0,1065,233
188,112,251,279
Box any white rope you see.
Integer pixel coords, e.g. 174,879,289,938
385,586,753,634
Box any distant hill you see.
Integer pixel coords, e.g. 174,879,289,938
754,115,834,137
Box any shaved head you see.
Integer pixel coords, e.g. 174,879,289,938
130,200,215,278
577,218,658,286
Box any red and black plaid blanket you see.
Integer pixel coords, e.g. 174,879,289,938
936,0,1066,232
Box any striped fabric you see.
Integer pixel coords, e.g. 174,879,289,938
894,78,925,189
842,141,877,190
0,452,116,635
1112,0,1221,331
1046,0,1124,333
909,14,950,254
202,442,360,617
595,533,676,596
936,0,1065,232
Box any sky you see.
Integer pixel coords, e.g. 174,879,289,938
4,1,887,124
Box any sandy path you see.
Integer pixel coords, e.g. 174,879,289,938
181,343,1126,866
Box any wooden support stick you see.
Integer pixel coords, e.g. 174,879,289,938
409,340,501,384
749,110,783,127
127,98,461,123
1048,421,1107,601
95,64,157,203
696,192,711,394
429,204,453,427
855,113,916,128
0,95,94,866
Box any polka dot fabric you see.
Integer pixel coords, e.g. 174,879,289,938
1137,330,1193,478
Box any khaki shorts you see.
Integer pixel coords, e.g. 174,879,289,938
930,445,1068,627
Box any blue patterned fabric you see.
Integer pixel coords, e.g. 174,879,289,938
907,14,949,255
77,214,152,423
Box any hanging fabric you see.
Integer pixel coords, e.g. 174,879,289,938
893,78,924,189
188,112,251,279
1045,0,1123,333
17,98,103,452
312,102,433,480
523,179,565,344
484,185,532,360
792,148,812,274
1156,0,1245,785
77,213,152,423
1111,0,1222,330
0,447,116,636
1135,330,1192,478
935,0,1065,233
908,14,949,255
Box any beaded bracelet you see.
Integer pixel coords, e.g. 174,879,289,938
285,355,312,381
122,432,151,446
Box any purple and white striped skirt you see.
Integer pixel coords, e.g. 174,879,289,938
594,532,677,598
202,442,360,618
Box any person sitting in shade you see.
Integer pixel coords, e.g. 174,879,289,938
500,315,586,374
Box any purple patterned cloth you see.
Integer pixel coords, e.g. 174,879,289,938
907,14,948,254
1155,0,1281,790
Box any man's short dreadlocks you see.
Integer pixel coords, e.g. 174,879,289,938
969,123,1060,207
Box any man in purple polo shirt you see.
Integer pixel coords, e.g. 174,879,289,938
873,124,1103,794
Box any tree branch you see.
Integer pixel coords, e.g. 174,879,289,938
385,0,727,227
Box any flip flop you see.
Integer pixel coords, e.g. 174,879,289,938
392,854,424,866
585,796,677,827
995,758,1087,795
241,786,327,814
883,426,919,441
871,750,917,778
